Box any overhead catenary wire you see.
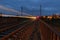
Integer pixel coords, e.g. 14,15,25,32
0,5,33,16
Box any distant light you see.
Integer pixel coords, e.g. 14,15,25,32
47,16,52,19
18,16,36,20
29,17,36,20
43,16,46,18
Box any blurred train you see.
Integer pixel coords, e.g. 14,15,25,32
0,14,41,20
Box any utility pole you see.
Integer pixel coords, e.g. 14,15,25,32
32,9,33,16
40,5,42,16
17,11,18,16
21,6,23,16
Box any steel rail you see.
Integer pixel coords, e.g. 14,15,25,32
1,20,34,40
0,20,29,32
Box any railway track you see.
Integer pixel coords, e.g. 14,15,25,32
0,17,31,39
0,17,41,40
41,18,60,27
1,17,60,40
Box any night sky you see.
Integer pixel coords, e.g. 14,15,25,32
0,0,60,16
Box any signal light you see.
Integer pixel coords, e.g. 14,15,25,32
36,16,40,20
